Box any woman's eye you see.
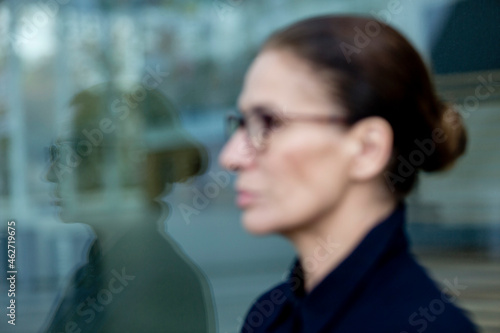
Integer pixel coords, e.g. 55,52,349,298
261,114,282,130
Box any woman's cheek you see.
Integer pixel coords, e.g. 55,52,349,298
280,135,331,186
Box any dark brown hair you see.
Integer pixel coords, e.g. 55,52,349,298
262,15,466,199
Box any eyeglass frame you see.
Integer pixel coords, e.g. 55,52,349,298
225,106,350,151
46,140,141,164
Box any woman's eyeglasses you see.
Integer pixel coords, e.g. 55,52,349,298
46,140,105,164
225,107,348,151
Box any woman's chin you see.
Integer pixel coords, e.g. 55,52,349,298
243,224,271,235
241,212,280,235
57,209,76,224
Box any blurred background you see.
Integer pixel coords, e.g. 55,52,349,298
0,0,499,332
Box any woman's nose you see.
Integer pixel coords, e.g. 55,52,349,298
43,160,60,184
218,131,257,172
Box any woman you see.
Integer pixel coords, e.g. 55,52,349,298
43,83,216,333
219,15,478,333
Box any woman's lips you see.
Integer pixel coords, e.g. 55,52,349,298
51,191,62,206
236,191,256,208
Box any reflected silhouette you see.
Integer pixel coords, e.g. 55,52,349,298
42,82,216,332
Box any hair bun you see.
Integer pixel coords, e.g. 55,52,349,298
421,103,467,172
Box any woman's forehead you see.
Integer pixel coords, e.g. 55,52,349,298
238,50,334,114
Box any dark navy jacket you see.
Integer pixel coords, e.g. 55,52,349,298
241,202,478,333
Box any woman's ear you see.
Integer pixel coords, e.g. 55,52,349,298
345,116,393,182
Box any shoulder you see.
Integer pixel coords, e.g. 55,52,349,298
339,251,478,333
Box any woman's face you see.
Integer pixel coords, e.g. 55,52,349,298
219,49,357,235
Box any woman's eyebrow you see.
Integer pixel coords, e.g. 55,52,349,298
242,104,281,115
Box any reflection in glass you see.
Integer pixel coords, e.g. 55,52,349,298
42,82,216,333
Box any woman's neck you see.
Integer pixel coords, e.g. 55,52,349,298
87,201,168,258
285,184,398,293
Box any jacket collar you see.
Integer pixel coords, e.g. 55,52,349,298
282,201,408,333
